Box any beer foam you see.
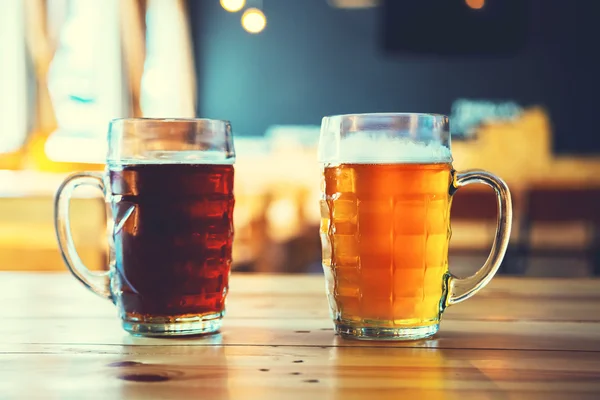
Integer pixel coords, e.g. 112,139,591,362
110,150,235,165
319,133,452,164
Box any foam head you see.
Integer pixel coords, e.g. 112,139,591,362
319,113,452,164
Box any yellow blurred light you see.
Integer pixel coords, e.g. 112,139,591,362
465,0,485,10
220,0,245,13
241,8,266,34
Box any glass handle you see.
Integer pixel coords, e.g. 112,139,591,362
54,172,112,300
447,170,513,305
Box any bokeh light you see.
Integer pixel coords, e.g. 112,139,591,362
220,0,246,13
465,0,485,10
241,8,266,34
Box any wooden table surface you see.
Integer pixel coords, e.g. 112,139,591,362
1,273,600,399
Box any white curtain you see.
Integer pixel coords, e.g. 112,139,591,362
0,0,28,154
45,0,125,163
3,0,197,166
141,0,196,118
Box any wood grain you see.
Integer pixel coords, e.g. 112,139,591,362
2,318,600,352
1,273,599,399
2,348,600,400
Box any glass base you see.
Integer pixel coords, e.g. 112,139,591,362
121,313,223,337
335,322,439,341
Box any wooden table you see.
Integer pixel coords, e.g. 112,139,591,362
1,273,600,399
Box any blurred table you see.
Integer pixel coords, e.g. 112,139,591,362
1,273,600,399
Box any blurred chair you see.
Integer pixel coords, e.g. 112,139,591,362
0,179,106,271
450,184,523,274
519,185,600,276
276,188,321,274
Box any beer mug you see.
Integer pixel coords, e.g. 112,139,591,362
55,119,235,336
318,113,512,340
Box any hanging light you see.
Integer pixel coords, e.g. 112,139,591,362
328,0,379,8
465,0,485,10
220,0,246,13
241,7,266,34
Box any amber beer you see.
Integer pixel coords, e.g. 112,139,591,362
109,163,234,323
320,162,453,328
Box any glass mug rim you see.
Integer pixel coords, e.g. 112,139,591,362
107,117,235,165
322,112,448,120
109,117,231,124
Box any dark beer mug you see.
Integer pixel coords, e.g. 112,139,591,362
55,119,235,336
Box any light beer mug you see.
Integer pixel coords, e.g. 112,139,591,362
319,113,512,340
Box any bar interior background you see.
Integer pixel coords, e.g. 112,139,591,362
1,0,599,277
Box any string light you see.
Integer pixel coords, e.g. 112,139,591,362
241,8,266,34
220,0,246,13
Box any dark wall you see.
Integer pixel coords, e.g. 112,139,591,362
190,0,600,154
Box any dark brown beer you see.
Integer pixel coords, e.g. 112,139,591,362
108,163,234,323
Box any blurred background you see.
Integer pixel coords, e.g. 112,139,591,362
1,0,599,277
